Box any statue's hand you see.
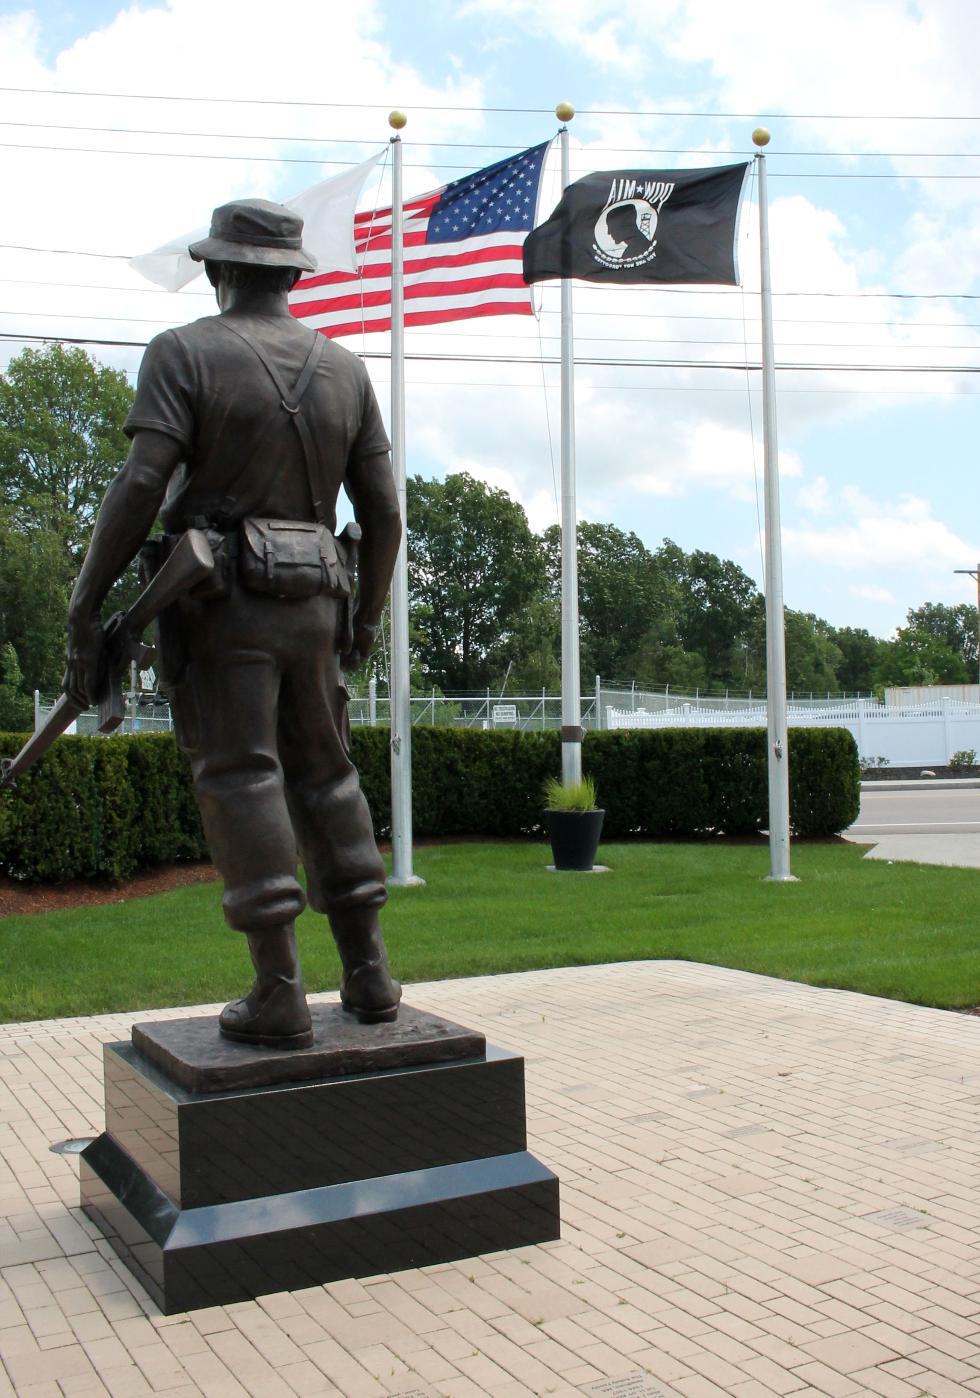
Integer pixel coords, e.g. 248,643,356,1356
64,613,106,708
340,617,378,673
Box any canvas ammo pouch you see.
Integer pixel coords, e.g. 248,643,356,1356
239,517,350,600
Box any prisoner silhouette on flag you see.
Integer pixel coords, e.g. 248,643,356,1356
523,162,750,286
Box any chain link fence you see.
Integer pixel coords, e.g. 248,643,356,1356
33,678,872,738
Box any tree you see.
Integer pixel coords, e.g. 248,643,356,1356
351,599,434,694
784,610,845,695
504,594,561,692
830,626,884,693
0,510,75,696
629,631,708,692
0,346,136,712
0,344,133,563
662,544,766,690
875,630,971,688
0,642,32,731
904,601,978,675
541,522,670,681
406,473,547,690
872,601,978,690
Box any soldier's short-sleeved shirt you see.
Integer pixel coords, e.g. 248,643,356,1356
124,311,390,531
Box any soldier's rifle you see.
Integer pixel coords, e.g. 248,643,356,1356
334,520,361,662
0,529,215,790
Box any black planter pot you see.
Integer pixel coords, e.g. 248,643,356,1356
545,808,605,871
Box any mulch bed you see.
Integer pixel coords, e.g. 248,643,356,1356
0,862,220,918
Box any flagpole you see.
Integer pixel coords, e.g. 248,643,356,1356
754,128,796,883
556,101,583,787
387,110,423,888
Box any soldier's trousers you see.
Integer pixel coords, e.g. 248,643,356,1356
167,586,387,934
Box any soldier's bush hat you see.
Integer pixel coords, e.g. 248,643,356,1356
189,198,317,272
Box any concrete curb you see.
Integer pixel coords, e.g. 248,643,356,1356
860,778,980,791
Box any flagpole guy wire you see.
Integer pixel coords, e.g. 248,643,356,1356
387,110,424,888
557,101,584,787
754,127,797,883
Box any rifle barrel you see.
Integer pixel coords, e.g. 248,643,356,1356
2,529,214,788
0,693,83,788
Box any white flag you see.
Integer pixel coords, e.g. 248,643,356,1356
130,151,385,293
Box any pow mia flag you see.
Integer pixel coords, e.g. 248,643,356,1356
522,161,750,286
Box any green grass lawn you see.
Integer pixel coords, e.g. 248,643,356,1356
2,839,979,1023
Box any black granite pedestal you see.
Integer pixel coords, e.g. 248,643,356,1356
80,1004,560,1313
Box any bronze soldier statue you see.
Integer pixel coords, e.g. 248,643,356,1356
64,198,403,1050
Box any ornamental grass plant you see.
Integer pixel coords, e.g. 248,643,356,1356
542,775,599,812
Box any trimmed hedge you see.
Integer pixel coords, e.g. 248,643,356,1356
0,725,859,884
0,731,208,884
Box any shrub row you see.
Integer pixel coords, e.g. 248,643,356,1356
0,725,859,883
0,731,207,883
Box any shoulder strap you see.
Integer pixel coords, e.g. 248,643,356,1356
215,320,327,524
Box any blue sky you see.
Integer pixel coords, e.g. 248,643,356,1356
2,0,979,644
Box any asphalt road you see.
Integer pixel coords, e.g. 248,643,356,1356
848,784,980,836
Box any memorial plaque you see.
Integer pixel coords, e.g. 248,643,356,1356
863,1207,930,1232
581,1374,683,1398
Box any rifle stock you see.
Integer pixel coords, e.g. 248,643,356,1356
125,530,213,638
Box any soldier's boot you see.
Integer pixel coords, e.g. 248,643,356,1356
218,925,314,1049
329,907,401,1024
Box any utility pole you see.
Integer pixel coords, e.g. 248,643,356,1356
953,565,980,684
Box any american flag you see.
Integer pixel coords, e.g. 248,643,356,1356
288,142,551,339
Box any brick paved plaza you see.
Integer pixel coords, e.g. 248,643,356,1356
2,960,979,1397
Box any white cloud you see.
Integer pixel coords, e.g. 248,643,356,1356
623,420,802,502
464,0,980,158
785,489,978,570
848,583,896,605
0,1,487,371
4,0,978,647
798,475,831,514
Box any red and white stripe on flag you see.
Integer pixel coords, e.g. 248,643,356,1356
288,143,550,339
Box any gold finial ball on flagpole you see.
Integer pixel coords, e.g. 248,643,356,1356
388,110,407,131
752,127,771,148
555,101,575,123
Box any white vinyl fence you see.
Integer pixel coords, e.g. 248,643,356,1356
35,676,979,768
606,697,980,768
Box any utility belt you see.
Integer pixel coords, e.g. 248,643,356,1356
143,518,361,690
186,517,356,603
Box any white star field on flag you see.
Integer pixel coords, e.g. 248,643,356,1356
289,143,550,338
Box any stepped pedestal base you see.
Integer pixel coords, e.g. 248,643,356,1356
80,1004,560,1313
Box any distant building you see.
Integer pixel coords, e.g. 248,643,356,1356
884,684,980,706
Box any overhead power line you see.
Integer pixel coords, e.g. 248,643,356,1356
5,307,980,354
3,119,980,161
1,357,976,397
3,136,980,179
4,85,980,120
0,244,977,304
0,243,129,260
8,277,980,341
3,329,980,375
0,139,362,167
